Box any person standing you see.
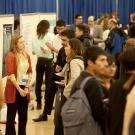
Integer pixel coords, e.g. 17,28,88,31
32,20,56,121
68,14,83,31
33,20,66,122
33,29,75,122
54,38,84,135
101,54,117,99
5,35,32,135
105,19,127,57
108,48,135,135
55,29,75,73
122,49,135,135
70,46,108,135
52,20,66,62
75,24,91,48
87,16,103,46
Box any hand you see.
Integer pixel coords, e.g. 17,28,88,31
55,80,65,86
24,87,29,95
89,35,94,41
32,51,36,55
60,80,65,85
18,88,27,97
55,65,62,72
40,47,47,53
46,43,58,53
46,42,53,50
59,80,65,86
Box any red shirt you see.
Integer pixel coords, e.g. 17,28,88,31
5,52,32,103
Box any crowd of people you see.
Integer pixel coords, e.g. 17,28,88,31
0,11,135,135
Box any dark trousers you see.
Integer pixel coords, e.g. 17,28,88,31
54,86,66,135
5,88,28,135
35,57,52,108
43,64,62,115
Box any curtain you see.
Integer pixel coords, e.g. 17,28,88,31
0,0,56,15
1,0,135,25
59,0,116,24
58,0,74,24
118,0,135,25
0,1,6,14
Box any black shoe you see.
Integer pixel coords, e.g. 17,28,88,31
32,114,48,122
36,103,42,110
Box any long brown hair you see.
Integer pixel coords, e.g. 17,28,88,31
10,35,26,67
37,20,50,39
119,48,135,90
67,38,84,62
10,35,23,53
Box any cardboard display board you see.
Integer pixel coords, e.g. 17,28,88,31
20,13,56,53
0,15,14,76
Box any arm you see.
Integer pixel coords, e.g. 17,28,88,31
43,33,58,53
55,47,64,72
105,30,115,48
7,74,26,96
46,42,59,53
6,53,26,97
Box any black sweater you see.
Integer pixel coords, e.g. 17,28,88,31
56,47,66,68
108,79,129,135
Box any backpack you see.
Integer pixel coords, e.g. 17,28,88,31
105,28,127,57
61,76,103,135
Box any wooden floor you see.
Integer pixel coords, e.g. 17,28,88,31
0,103,55,135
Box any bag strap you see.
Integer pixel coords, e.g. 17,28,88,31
68,56,83,72
80,76,92,90
67,56,83,85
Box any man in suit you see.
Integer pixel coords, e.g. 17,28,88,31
88,16,103,46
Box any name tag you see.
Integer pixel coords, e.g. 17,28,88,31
22,74,29,83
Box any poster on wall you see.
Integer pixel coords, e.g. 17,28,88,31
21,21,33,53
2,24,12,77
20,13,56,53
20,13,39,53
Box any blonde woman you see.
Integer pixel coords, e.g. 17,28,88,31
5,35,32,135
